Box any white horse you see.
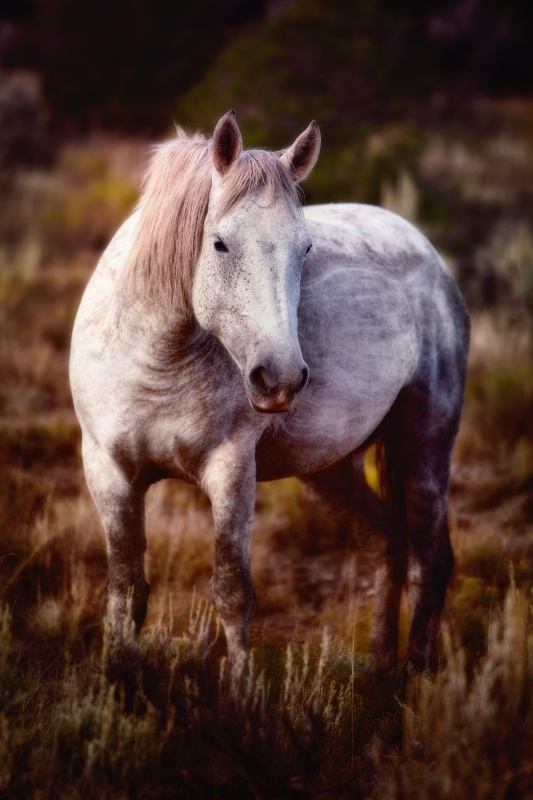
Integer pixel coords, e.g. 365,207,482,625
70,111,469,671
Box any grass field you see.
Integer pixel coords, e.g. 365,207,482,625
1,118,533,798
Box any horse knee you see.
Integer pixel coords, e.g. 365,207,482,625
210,568,256,656
406,516,454,669
410,510,453,592
210,570,255,625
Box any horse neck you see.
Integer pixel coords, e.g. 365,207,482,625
109,264,201,367
153,313,210,363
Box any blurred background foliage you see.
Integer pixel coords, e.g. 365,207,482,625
0,0,532,576
2,0,533,138
2,0,533,309
0,0,532,558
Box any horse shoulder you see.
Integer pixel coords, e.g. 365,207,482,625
72,210,141,337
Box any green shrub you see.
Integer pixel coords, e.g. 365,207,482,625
463,359,533,476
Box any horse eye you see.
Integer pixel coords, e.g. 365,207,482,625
305,244,312,255
214,239,228,253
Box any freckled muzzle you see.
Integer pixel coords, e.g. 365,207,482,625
246,358,309,413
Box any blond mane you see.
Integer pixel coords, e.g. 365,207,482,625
122,129,301,317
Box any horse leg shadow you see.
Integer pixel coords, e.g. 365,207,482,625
301,453,407,674
302,400,458,676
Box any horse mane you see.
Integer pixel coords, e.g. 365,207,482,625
121,128,301,316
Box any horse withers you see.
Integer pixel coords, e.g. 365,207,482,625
70,111,469,672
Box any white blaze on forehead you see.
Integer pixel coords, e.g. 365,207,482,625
194,190,308,339
191,185,311,415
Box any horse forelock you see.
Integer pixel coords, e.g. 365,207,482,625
122,131,301,317
215,149,302,221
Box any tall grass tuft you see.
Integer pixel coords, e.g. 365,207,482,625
374,582,533,799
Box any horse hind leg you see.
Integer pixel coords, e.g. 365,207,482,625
353,454,408,671
301,454,407,672
82,436,150,654
380,386,459,671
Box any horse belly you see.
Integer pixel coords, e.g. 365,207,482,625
255,338,417,480
255,370,402,481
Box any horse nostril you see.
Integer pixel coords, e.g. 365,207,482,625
249,363,308,396
249,365,277,393
296,366,309,393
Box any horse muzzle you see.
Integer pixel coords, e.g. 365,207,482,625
246,360,309,413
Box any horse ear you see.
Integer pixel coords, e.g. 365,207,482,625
280,121,321,182
212,110,243,175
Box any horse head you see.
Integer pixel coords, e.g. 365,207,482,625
192,111,321,413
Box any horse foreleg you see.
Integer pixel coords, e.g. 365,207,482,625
202,440,256,670
82,437,150,650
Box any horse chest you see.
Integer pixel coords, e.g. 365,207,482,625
112,351,259,483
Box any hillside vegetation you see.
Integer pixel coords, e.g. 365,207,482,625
4,0,533,136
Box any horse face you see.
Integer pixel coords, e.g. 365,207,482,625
194,190,312,413
192,112,320,414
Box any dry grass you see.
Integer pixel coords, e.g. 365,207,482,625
1,126,533,797
1,579,532,798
